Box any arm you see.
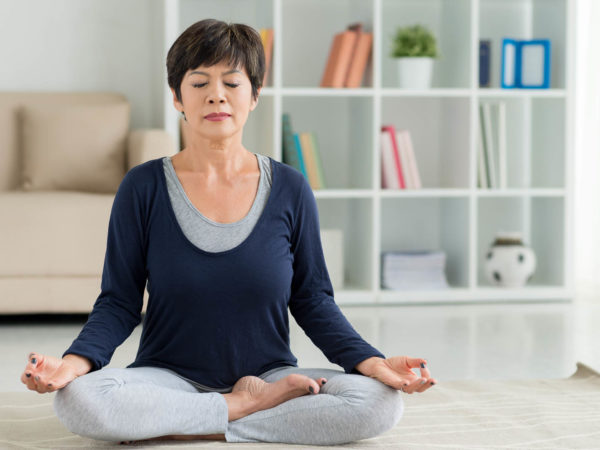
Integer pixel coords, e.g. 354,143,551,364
288,178,385,374
62,171,148,371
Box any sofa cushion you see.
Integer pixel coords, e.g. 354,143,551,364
21,102,130,193
0,191,114,276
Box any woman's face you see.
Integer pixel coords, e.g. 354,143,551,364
172,61,260,142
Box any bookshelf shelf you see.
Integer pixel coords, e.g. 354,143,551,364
162,0,575,305
477,89,567,98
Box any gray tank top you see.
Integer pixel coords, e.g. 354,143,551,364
162,152,272,253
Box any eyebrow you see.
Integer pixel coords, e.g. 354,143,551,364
189,69,241,77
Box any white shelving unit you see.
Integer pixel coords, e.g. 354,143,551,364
162,0,575,305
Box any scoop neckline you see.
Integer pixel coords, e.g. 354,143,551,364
165,153,264,227
158,155,276,257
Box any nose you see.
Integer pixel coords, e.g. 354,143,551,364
206,85,226,104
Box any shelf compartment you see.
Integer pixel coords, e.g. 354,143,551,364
381,0,472,89
477,196,564,287
316,197,374,291
478,97,565,189
281,0,374,88
283,96,373,189
380,197,470,289
381,96,470,189
179,0,274,36
478,0,567,89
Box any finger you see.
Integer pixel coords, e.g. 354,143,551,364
415,378,433,393
33,373,51,394
417,361,431,380
26,352,40,371
20,371,37,391
405,377,427,394
407,357,428,369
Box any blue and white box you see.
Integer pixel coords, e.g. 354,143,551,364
501,38,551,89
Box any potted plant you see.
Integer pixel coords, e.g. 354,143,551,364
391,24,439,89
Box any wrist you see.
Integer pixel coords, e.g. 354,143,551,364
62,354,93,376
354,356,384,375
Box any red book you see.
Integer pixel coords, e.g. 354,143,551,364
381,125,406,189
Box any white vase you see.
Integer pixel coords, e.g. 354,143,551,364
396,57,434,89
484,232,537,287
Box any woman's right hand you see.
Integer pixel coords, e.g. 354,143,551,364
20,352,91,394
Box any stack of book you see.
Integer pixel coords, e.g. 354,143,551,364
259,28,274,86
381,250,449,290
380,125,422,189
320,22,373,88
478,101,507,189
282,113,326,189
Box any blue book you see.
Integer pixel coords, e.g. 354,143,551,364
281,113,307,177
479,40,491,87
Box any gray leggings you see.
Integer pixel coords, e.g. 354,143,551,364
53,364,404,445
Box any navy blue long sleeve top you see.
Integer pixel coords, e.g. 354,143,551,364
63,157,385,389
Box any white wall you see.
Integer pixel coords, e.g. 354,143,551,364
574,0,600,294
0,0,165,129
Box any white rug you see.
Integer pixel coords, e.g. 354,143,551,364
1,362,599,449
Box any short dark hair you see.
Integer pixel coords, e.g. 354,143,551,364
166,19,265,104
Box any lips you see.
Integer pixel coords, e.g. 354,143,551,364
205,112,231,118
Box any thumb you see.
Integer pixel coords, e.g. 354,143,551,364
47,362,79,390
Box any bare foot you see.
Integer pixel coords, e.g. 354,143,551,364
232,373,328,413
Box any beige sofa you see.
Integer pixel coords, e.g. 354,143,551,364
0,92,176,314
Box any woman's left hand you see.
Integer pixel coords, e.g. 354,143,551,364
354,356,436,394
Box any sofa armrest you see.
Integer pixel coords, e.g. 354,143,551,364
126,129,177,171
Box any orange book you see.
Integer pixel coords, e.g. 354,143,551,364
320,33,343,87
345,31,372,88
299,132,320,189
329,30,358,88
261,28,274,87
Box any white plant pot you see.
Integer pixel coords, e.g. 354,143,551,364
396,57,434,89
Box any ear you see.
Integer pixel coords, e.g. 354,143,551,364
249,87,262,111
170,87,183,113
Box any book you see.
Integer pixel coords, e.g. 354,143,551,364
498,101,507,188
381,250,449,290
380,128,399,189
292,133,307,180
308,132,326,189
344,24,373,88
479,39,491,88
282,113,307,177
477,117,489,188
381,125,406,189
480,102,498,188
260,28,274,87
398,130,422,189
321,30,358,88
396,130,413,188
299,131,321,189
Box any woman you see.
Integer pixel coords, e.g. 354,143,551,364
20,19,436,445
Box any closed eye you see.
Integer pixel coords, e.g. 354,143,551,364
193,83,239,88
